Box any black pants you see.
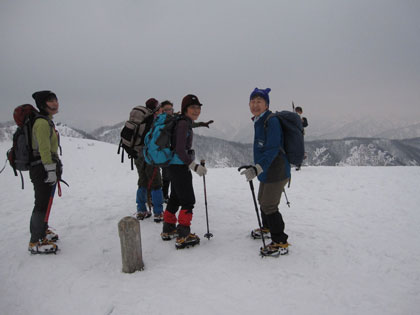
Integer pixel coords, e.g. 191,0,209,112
164,165,195,237
162,167,170,199
166,165,195,213
29,164,54,243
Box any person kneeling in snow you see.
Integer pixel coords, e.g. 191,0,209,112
240,88,291,256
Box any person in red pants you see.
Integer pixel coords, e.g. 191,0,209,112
160,94,207,249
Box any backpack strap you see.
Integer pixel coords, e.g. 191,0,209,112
31,114,60,158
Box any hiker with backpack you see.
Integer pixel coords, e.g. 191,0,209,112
133,98,165,222
160,94,207,249
240,88,291,256
27,91,62,254
159,100,176,203
158,100,214,203
294,106,308,171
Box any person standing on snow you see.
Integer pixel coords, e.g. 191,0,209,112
159,100,176,203
161,94,207,249
28,91,62,254
240,88,291,256
159,100,214,203
294,106,308,171
134,98,164,222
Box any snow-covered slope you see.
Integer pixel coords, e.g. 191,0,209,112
0,137,419,315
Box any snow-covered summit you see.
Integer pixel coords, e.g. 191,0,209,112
0,137,419,315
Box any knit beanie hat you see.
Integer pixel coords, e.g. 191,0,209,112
32,90,57,110
145,98,159,111
181,94,202,114
249,88,271,106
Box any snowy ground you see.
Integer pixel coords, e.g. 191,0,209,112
0,137,419,315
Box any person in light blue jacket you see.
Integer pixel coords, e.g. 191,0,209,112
240,88,291,256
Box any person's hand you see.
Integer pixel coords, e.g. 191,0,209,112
203,120,214,128
189,162,207,177
44,163,57,185
240,164,263,181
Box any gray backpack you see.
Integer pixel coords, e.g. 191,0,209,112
117,106,154,169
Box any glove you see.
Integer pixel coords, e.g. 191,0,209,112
203,120,214,128
189,162,207,177
44,163,57,185
240,164,263,181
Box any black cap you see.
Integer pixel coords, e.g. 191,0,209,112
32,90,57,110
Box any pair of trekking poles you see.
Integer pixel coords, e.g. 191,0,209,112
237,165,290,251
200,163,291,245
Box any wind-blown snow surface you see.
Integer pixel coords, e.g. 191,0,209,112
0,137,419,315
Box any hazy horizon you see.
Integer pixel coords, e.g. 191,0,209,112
1,0,419,132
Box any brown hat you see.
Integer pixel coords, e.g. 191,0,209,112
181,94,202,114
145,98,159,111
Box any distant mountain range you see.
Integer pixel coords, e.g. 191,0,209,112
1,120,420,167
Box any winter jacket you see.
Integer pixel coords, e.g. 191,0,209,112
170,116,195,165
31,116,59,165
253,110,291,183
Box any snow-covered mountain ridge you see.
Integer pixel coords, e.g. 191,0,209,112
1,122,420,166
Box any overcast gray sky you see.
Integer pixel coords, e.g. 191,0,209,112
1,0,419,131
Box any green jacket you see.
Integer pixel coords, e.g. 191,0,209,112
32,117,58,165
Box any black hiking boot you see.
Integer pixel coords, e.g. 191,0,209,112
260,242,289,257
136,211,152,220
175,233,200,249
45,228,59,242
251,227,271,239
161,222,177,240
28,238,58,255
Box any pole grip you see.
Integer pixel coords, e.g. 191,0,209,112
200,159,205,166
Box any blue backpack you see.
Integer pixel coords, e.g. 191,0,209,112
143,113,182,166
264,111,305,166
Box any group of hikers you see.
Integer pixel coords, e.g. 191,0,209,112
19,87,308,257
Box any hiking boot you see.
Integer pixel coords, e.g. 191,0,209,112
136,211,152,220
161,230,178,241
45,228,59,242
260,242,289,257
154,213,163,223
251,227,271,239
175,233,200,249
28,238,58,255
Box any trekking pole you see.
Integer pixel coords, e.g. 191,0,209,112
238,165,267,249
201,160,213,240
0,158,7,174
283,189,290,208
292,101,295,112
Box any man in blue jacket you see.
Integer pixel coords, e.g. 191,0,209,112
240,88,291,256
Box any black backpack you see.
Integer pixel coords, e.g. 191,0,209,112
5,104,54,189
117,106,154,169
264,111,305,166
